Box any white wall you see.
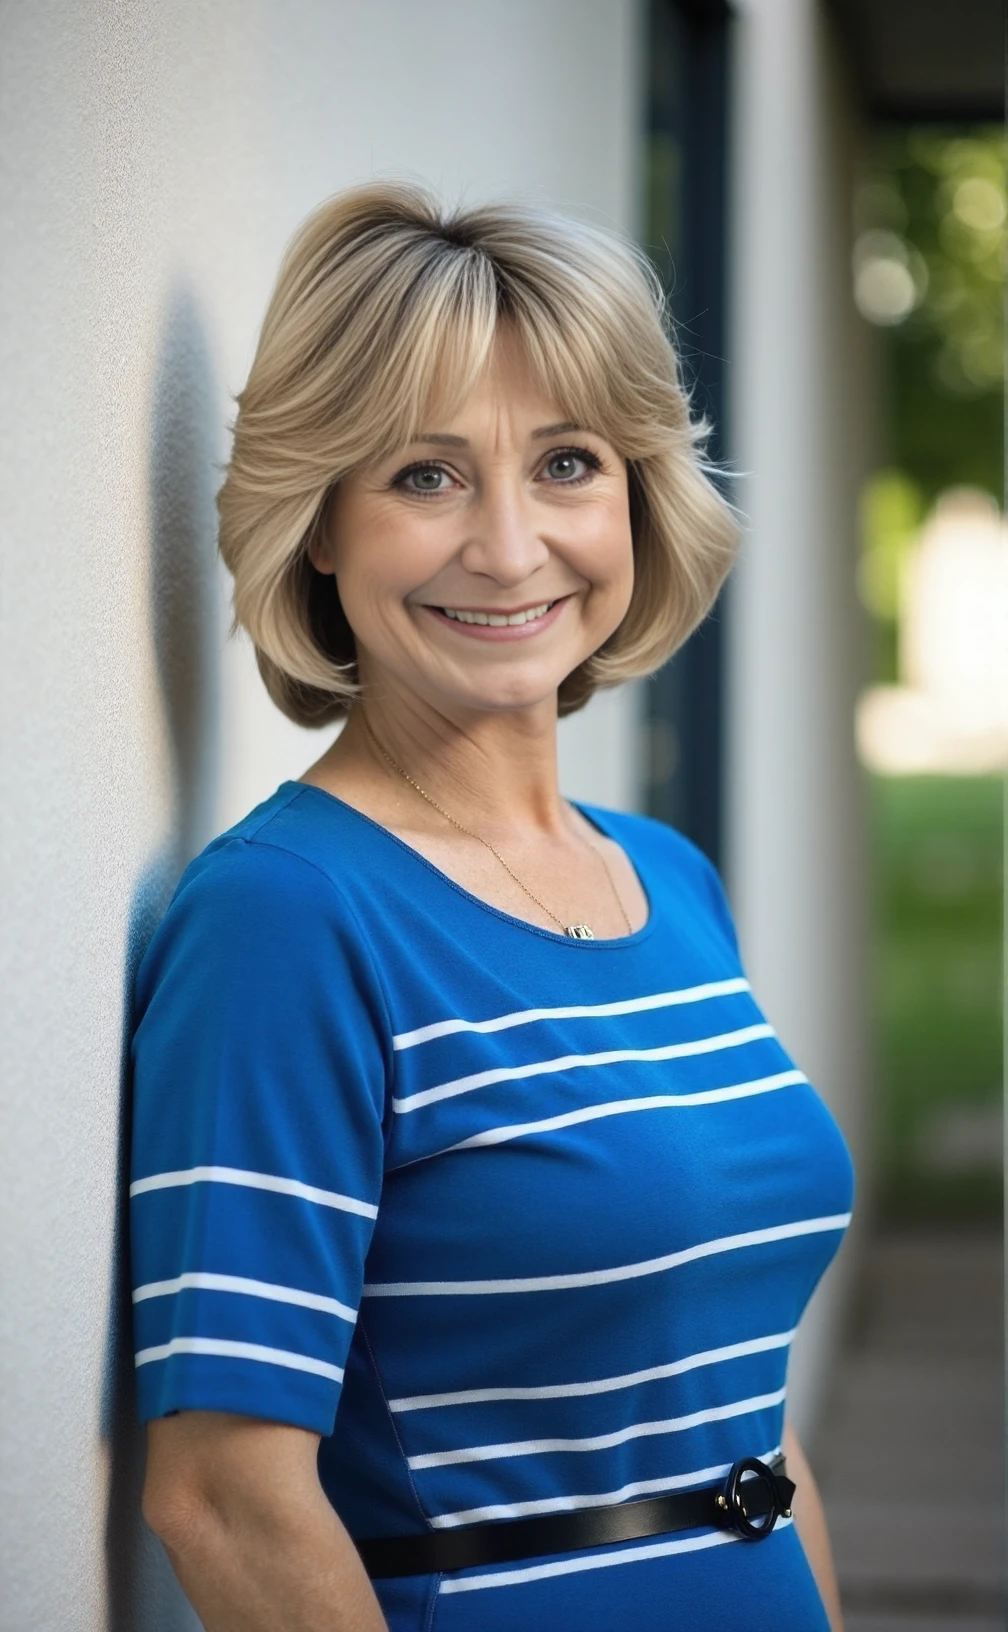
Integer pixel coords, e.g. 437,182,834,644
725,0,874,1440
0,5,643,1627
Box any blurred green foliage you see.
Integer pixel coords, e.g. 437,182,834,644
857,129,1004,1226
858,127,1004,505
857,127,1005,688
857,470,926,625
871,775,1003,1223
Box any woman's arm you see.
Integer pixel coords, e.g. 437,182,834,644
143,1412,388,1632
782,1421,844,1632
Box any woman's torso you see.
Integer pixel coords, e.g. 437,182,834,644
130,783,854,1632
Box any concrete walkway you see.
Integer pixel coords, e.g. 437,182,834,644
816,1232,1004,1632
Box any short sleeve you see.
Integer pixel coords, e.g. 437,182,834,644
129,837,390,1435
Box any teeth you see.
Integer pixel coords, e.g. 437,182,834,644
441,602,553,626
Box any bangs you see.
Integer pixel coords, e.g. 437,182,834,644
501,275,685,464
356,246,500,460
380,302,622,464
342,219,677,469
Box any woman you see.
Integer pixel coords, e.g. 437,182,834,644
130,184,853,1632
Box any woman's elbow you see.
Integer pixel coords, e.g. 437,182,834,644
141,1457,216,1558
141,1411,323,1554
140,1416,229,1563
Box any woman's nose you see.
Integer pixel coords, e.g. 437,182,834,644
458,483,551,585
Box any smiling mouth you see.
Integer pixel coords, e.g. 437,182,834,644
434,600,558,627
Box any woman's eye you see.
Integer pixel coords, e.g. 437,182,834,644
543,449,599,483
399,465,452,494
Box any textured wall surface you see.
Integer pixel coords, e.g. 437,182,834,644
0,4,643,1626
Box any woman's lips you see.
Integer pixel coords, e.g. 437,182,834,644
420,596,571,641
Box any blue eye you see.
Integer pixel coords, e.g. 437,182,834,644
543,448,601,483
396,464,452,494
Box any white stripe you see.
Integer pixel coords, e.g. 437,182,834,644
393,1024,775,1114
430,1445,782,1528
439,1071,807,1156
389,1330,795,1412
132,1272,357,1325
129,1165,378,1220
438,1519,794,1594
363,1213,852,1298
393,978,750,1050
133,1336,343,1382
407,1388,786,1470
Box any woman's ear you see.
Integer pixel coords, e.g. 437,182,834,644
307,534,334,574
307,491,338,575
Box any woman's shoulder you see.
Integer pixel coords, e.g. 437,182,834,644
135,782,383,1005
165,784,341,913
579,802,722,884
174,779,389,902
579,803,740,954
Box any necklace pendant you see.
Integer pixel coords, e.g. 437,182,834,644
565,923,595,939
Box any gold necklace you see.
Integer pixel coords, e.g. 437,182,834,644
361,713,633,940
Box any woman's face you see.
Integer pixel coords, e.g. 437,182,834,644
313,334,634,719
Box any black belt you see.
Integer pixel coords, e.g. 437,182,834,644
357,1454,794,1580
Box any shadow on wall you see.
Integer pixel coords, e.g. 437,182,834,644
103,282,223,1632
148,280,224,873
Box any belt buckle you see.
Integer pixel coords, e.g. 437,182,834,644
715,1456,791,1542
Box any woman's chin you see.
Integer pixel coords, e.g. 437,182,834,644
445,688,563,718
420,667,575,718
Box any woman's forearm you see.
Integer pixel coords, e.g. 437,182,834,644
782,1422,844,1632
144,1415,387,1632
157,1495,387,1632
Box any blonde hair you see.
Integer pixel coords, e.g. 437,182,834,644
217,182,738,723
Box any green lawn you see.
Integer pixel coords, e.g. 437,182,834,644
871,774,1004,1223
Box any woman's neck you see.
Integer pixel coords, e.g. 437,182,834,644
307,683,570,839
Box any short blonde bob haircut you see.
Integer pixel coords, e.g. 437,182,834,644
218,182,738,723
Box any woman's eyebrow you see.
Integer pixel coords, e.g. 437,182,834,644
408,421,585,448
532,421,583,439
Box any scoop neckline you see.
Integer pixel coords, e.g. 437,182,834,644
278,779,658,951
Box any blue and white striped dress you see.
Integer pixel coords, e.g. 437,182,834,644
130,782,854,1630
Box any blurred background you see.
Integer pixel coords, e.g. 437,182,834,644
0,2,1003,1629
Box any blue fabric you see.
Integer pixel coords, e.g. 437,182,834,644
130,782,854,1630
